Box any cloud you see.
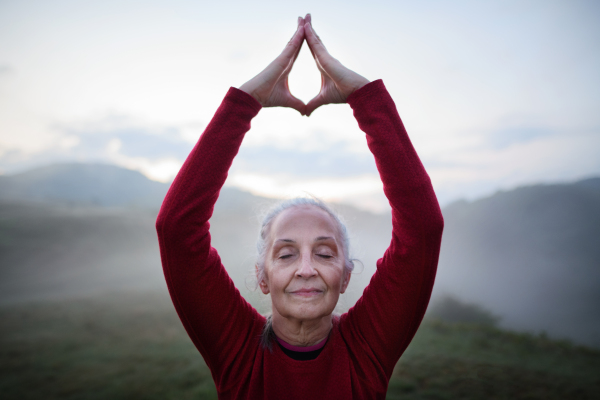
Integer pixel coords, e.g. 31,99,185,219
226,172,390,213
485,126,556,150
231,145,379,178
62,125,193,160
1,110,599,214
427,127,600,205
0,64,13,75
0,114,196,179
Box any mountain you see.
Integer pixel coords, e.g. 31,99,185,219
434,177,600,346
0,163,168,208
0,163,599,346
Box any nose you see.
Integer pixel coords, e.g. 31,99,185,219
296,254,317,279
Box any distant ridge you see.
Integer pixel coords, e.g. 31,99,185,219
436,175,600,346
0,163,266,209
0,163,168,208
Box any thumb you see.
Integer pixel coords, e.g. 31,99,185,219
284,94,307,116
305,93,327,117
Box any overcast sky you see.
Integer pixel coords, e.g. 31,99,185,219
1,0,599,211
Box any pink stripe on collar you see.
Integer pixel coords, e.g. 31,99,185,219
276,336,328,352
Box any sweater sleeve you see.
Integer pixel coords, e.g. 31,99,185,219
340,80,444,382
155,87,265,391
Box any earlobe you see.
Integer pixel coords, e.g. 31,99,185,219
256,264,270,294
259,280,270,295
340,270,351,294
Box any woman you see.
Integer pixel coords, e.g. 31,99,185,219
156,14,444,399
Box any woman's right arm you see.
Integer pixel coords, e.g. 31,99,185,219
155,87,263,388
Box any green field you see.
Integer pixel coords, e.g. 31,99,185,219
1,291,599,400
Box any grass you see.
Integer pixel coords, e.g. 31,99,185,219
1,292,599,399
390,320,600,399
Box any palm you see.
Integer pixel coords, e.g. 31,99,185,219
316,75,346,105
263,75,298,109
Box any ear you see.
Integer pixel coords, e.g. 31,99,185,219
340,269,351,294
256,264,270,294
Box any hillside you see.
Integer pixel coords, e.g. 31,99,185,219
0,163,599,346
1,292,598,400
0,163,168,207
434,177,600,346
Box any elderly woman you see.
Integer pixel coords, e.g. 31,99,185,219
156,14,444,400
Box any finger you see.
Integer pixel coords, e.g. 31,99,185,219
280,20,307,77
288,16,302,41
280,23,305,62
285,93,307,116
283,77,306,116
304,21,333,70
303,15,316,60
280,32,304,76
305,92,327,117
265,23,304,81
305,14,323,45
290,17,306,64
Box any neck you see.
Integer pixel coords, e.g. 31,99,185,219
271,311,333,347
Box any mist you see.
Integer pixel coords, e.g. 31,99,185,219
1,163,598,348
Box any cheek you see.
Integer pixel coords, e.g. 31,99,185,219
323,267,346,291
264,267,290,292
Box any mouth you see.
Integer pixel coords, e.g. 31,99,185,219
289,288,324,297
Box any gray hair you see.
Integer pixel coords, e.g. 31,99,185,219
255,197,355,289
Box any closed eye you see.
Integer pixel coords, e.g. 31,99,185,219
279,254,293,259
317,254,333,259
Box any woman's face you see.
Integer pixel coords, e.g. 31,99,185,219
259,205,351,322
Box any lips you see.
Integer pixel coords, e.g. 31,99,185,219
289,288,324,297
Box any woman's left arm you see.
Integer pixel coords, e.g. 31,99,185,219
343,80,444,379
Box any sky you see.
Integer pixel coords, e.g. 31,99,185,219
1,0,599,212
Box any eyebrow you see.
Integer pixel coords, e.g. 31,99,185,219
315,236,335,242
275,239,296,244
274,236,336,244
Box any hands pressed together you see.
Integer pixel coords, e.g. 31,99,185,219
239,14,370,117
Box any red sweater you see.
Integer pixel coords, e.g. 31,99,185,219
156,80,444,399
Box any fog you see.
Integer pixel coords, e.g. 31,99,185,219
1,163,598,347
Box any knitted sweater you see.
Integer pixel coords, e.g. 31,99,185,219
155,79,444,399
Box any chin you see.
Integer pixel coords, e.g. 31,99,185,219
287,304,336,321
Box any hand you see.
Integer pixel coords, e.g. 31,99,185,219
239,17,306,116
303,14,370,117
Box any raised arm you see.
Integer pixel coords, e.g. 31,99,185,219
302,14,444,382
343,79,444,379
155,88,262,388
155,17,306,391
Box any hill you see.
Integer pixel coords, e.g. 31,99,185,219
1,292,598,400
0,163,168,208
0,163,599,346
434,177,600,346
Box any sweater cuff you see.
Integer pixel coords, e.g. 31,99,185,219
226,87,263,114
346,79,387,108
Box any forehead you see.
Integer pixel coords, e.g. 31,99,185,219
269,205,340,240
